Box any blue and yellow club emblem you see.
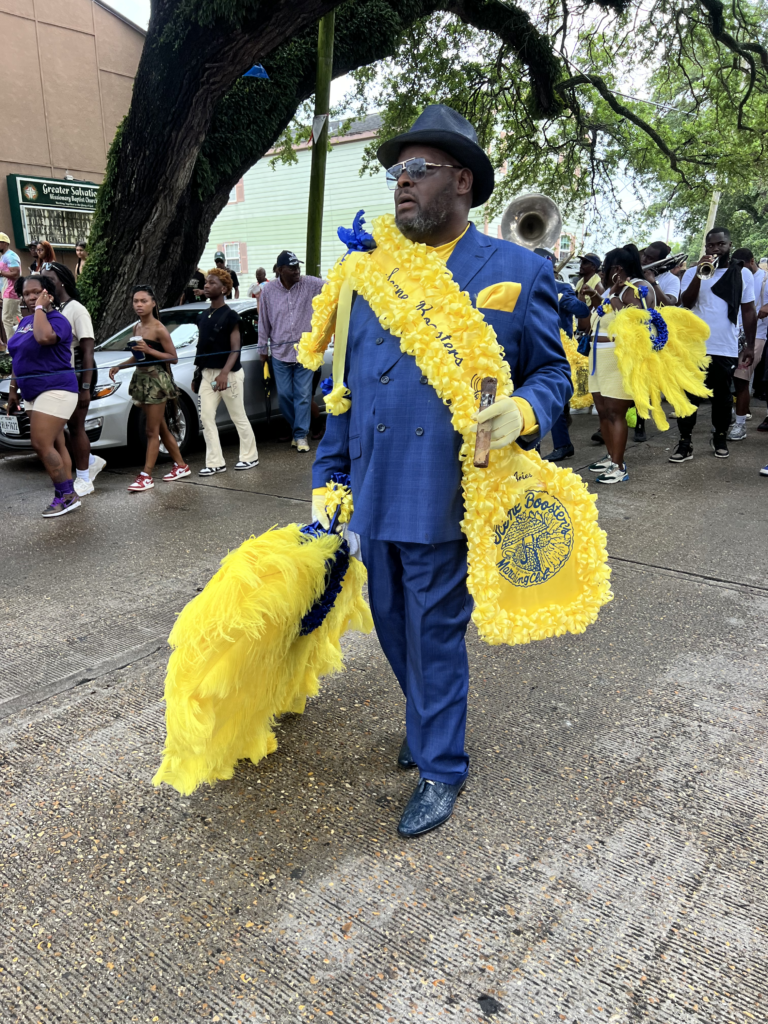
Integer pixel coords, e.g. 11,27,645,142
494,491,574,588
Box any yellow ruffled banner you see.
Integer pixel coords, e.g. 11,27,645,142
299,215,612,645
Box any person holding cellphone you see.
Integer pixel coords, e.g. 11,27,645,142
109,285,190,491
6,276,81,516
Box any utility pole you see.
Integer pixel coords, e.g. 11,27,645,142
701,189,721,255
305,12,335,278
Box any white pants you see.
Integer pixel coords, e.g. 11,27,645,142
199,367,258,468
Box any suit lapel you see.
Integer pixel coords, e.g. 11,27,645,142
447,222,497,300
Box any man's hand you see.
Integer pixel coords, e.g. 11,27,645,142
7,390,20,414
77,388,91,410
214,371,229,392
109,365,120,382
738,346,755,370
473,396,523,450
643,269,658,285
259,352,268,363
758,303,768,320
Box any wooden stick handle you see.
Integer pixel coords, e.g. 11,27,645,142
473,377,498,468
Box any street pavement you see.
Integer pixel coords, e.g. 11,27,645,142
1,412,767,1024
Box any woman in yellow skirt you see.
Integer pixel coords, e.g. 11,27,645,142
583,246,655,484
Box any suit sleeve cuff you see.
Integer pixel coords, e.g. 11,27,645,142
512,397,538,435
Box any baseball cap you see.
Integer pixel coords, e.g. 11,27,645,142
213,251,226,261
580,252,601,268
276,250,303,268
0,232,9,244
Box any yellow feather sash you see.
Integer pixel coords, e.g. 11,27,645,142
299,215,612,645
608,306,712,430
561,329,593,410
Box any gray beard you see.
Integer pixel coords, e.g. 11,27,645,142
395,183,455,243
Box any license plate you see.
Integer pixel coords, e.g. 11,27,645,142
0,414,20,435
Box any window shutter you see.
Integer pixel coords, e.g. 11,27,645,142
239,242,249,275
235,179,245,203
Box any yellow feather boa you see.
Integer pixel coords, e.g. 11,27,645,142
153,527,373,794
561,329,593,410
608,306,712,430
299,215,612,645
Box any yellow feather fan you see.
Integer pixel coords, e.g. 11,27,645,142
153,526,372,795
560,329,593,410
609,306,712,430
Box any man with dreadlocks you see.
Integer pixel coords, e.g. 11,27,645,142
44,262,107,495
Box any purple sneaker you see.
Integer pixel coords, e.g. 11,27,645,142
42,492,82,518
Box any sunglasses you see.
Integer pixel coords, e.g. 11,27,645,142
385,157,462,190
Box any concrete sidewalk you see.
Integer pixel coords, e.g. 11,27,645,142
1,414,767,1023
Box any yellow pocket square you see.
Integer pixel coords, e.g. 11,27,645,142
477,281,522,314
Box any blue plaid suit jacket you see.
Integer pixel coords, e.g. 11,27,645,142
312,223,572,544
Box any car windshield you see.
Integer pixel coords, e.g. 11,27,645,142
95,309,204,351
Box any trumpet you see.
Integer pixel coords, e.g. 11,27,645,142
697,256,717,280
643,252,688,275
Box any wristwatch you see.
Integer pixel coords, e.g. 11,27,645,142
80,382,91,391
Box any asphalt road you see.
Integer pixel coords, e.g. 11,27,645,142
1,411,767,1024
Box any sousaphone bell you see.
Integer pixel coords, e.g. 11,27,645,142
500,193,563,251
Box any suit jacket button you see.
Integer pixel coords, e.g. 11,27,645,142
380,375,389,384
415,427,424,436
376,337,384,345
420,375,428,384
377,423,386,432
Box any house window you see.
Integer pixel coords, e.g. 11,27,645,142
228,179,245,204
225,243,241,274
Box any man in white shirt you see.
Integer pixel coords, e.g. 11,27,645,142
247,267,267,305
641,241,681,307
730,248,766,440
671,227,756,461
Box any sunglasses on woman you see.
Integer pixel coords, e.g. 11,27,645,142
385,157,463,190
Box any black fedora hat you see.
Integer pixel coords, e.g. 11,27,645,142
376,104,494,207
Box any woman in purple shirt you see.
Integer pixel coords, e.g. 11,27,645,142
7,275,81,517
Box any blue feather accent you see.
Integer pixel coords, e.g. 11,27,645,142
648,308,669,351
337,210,376,252
320,376,334,396
298,536,350,635
329,471,351,487
638,284,649,299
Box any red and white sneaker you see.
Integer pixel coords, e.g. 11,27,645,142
162,463,191,482
128,472,154,491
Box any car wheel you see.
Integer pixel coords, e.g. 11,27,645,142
127,393,198,460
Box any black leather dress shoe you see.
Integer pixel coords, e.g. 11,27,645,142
634,427,647,442
397,777,467,837
591,429,604,444
397,737,417,769
543,444,574,462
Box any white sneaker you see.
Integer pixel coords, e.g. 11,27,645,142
74,476,95,497
727,422,747,441
89,455,107,482
588,455,613,473
296,439,310,453
595,462,629,484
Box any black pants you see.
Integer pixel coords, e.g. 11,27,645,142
676,355,737,439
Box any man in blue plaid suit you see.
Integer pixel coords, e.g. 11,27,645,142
312,106,571,837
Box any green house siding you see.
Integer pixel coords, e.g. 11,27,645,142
201,138,395,286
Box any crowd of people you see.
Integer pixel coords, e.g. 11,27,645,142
539,231,768,482
1,216,767,517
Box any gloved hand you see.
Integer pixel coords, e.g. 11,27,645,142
473,396,524,450
312,489,330,528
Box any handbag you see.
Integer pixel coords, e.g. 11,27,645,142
576,331,591,357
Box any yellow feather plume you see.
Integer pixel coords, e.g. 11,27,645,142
560,329,592,410
153,527,373,795
609,306,712,430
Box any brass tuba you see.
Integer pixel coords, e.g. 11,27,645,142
500,193,563,251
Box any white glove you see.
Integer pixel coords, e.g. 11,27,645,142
473,396,523,450
346,530,361,559
312,491,330,528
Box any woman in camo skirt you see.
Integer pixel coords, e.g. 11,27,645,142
109,284,190,491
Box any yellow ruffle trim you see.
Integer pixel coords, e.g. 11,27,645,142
609,306,712,430
299,215,612,645
324,382,351,415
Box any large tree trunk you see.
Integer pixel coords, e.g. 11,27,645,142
82,0,564,338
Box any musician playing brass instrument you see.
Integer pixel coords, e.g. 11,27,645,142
641,242,682,307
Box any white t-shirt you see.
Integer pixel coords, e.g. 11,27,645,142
681,265,755,357
248,281,262,299
656,270,681,302
61,299,95,364
753,267,767,341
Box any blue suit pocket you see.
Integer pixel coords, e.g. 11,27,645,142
349,435,362,460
